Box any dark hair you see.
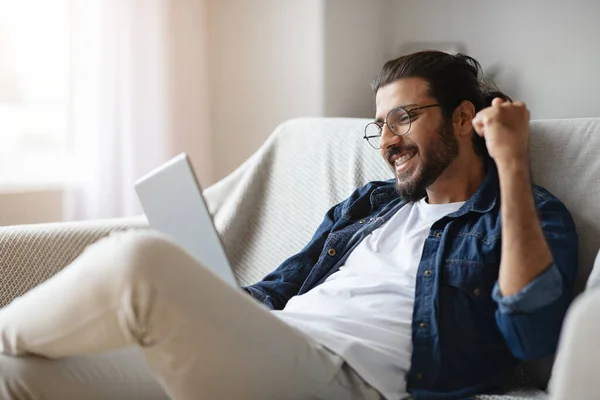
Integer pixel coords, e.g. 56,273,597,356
372,50,511,158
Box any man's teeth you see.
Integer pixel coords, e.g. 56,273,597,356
394,152,416,166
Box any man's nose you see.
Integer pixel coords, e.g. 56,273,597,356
380,123,403,149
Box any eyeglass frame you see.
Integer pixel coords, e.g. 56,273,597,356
363,103,441,149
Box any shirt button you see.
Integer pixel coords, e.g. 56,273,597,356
327,248,337,257
418,322,427,329
416,373,423,380
358,219,366,224
424,270,432,276
473,288,481,297
435,232,442,238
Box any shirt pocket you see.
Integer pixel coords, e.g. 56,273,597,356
439,260,506,353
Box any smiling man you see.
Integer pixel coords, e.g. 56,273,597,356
0,51,578,400
248,51,578,399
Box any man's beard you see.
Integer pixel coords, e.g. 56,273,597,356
388,119,459,203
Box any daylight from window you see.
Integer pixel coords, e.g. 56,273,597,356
0,0,69,187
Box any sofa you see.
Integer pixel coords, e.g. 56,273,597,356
1,117,599,399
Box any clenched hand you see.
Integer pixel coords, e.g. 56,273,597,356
472,98,531,166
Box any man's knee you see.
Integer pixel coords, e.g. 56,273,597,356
91,230,186,283
114,230,180,265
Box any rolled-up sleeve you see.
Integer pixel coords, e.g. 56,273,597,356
492,263,563,314
493,194,579,361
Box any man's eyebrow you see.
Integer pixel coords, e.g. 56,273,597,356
401,103,419,109
374,103,419,121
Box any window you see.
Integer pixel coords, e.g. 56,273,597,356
0,0,69,187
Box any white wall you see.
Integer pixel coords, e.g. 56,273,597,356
207,0,394,182
323,0,387,118
208,0,325,181
385,0,600,119
166,0,213,186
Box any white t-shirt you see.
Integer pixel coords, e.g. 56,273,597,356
273,198,464,400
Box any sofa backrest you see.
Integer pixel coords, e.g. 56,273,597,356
204,117,600,296
529,118,600,294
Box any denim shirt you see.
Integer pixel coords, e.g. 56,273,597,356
245,163,578,400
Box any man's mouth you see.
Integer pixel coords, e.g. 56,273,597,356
394,151,417,166
390,149,418,172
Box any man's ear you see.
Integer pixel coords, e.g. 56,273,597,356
453,100,476,137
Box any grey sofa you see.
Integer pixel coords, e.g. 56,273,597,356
1,117,599,399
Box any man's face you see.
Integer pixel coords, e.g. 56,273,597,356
375,78,459,202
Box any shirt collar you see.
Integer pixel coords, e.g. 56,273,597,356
370,181,399,210
454,159,499,216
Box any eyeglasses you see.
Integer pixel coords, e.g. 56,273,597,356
363,103,441,149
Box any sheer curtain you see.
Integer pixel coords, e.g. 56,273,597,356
65,0,212,221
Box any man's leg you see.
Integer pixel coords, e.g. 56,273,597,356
549,289,600,400
0,231,381,399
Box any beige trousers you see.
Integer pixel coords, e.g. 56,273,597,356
0,231,382,400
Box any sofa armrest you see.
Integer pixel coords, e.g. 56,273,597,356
548,287,600,399
0,217,148,308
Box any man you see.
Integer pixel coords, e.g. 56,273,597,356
0,51,578,400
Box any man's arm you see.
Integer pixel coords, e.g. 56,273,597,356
473,98,552,296
473,99,578,359
474,98,556,295
492,193,577,359
496,159,553,295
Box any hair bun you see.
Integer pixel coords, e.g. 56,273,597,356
482,88,512,106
